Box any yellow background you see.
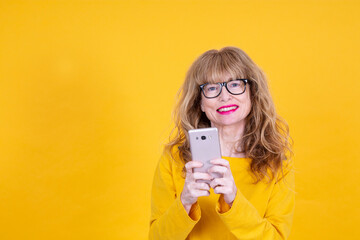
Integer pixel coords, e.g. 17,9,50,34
1,0,359,239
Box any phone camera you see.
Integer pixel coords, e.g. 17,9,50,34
201,136,206,140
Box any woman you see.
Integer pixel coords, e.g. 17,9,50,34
149,47,295,239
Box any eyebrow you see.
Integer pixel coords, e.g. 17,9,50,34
219,78,238,83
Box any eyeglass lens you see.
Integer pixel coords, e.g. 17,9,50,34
202,80,246,98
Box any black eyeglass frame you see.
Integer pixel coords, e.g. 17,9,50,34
199,79,249,99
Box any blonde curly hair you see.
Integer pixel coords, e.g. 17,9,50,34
165,46,293,183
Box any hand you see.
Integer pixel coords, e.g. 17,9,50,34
209,158,237,206
180,161,213,214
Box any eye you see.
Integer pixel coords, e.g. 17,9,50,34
229,82,240,88
205,84,219,92
228,80,243,89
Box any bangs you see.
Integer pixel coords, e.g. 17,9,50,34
195,51,248,85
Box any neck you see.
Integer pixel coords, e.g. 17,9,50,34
211,122,246,158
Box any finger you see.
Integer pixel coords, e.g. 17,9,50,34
193,182,210,191
213,186,230,195
210,178,227,189
185,161,203,174
208,165,227,176
210,158,230,168
191,189,210,198
193,172,213,181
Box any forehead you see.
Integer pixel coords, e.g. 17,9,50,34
193,50,249,85
196,62,246,85
208,73,234,83
201,71,243,85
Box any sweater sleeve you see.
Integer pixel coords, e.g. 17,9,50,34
149,153,201,240
216,160,295,240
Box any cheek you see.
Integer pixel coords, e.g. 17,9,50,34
200,98,214,112
245,102,252,116
241,96,252,116
246,97,252,111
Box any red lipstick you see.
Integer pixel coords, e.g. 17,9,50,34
217,104,239,115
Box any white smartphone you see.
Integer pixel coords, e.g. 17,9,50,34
188,128,222,182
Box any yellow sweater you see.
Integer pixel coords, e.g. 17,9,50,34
149,150,295,240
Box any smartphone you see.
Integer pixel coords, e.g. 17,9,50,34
188,128,222,182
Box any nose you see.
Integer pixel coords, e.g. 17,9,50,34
218,85,232,102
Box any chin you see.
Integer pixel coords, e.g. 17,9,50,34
214,121,241,127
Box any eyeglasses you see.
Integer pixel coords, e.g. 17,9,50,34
199,79,248,99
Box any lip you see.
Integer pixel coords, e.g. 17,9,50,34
217,104,239,115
